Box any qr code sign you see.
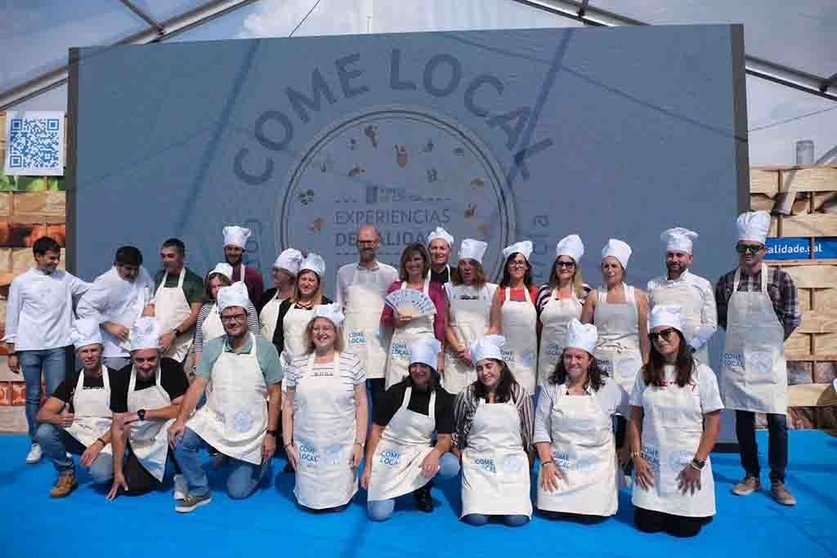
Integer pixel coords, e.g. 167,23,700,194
4,111,65,176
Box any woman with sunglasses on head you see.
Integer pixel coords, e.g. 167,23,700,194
536,235,589,389
628,305,723,538
534,319,629,523
443,239,498,394
193,264,259,368
454,335,534,527
257,248,303,338
488,241,539,396
381,243,446,389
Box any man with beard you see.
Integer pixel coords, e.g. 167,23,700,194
647,227,717,364
362,338,459,520
335,224,398,408
222,225,264,306
78,246,155,370
715,211,799,507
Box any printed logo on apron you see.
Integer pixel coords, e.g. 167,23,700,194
232,410,254,433
299,442,319,463
378,448,402,467
347,330,367,346
475,457,497,473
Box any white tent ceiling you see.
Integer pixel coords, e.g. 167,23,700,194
0,0,834,165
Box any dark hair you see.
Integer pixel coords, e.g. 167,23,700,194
114,246,143,266
407,364,441,391
499,252,533,289
398,243,430,281
161,238,185,256
293,269,325,305
33,236,61,256
642,329,695,388
474,360,517,403
548,353,606,391
453,258,487,289
549,256,585,299
204,271,232,302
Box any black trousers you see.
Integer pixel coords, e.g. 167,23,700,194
735,410,788,483
634,507,710,538
539,510,607,524
121,446,179,495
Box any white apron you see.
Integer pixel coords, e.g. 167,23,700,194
343,268,389,380
154,269,194,362
259,295,285,341
283,304,315,359
536,386,617,516
385,280,435,389
593,284,643,394
293,354,358,509
368,387,437,501
65,367,113,457
461,399,532,518
537,290,583,386
500,288,538,394
720,266,788,415
632,366,716,517
187,334,268,465
650,279,709,364
126,366,175,481
443,284,494,394
201,303,226,344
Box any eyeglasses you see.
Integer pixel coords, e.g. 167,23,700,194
509,261,527,268
221,314,247,324
736,243,764,254
556,261,576,269
648,328,677,342
357,240,378,246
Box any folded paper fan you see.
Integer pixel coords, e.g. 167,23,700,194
385,288,436,318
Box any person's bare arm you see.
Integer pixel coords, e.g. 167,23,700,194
580,289,597,324
635,289,650,364
108,412,130,500
36,396,71,426
282,387,299,469
351,383,369,468
262,383,281,461
361,424,384,489
487,288,503,334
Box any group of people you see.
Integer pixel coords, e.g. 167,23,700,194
4,210,799,535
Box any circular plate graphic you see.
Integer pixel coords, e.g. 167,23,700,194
279,107,515,278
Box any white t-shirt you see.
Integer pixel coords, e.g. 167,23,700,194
629,362,724,413
284,352,366,391
334,262,399,308
533,379,629,444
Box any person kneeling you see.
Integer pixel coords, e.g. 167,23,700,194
36,319,116,497
628,306,723,538
362,338,459,521
534,319,629,523
169,282,282,512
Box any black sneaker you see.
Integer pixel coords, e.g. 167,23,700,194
414,485,433,513
175,492,213,513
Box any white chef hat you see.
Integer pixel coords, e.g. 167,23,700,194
130,317,160,351
601,238,632,269
273,248,304,276
458,238,488,264
409,338,442,369
300,253,326,277
470,335,506,364
208,262,233,281
70,318,103,349
564,319,597,354
661,227,698,254
217,281,250,313
649,305,685,332
311,303,345,327
427,227,454,248
222,225,251,249
502,240,533,261
555,234,584,262
736,211,771,244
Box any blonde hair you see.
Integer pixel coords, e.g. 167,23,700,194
305,317,345,353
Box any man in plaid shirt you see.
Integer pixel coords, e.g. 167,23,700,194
715,211,800,507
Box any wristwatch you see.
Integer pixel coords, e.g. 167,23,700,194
173,327,182,337
137,409,146,421
266,429,277,437
691,457,706,469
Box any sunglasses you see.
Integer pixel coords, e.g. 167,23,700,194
736,243,764,254
556,260,576,269
648,328,677,342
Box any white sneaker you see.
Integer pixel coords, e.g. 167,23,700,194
26,443,43,464
173,474,188,500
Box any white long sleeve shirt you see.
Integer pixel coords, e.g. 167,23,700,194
4,268,90,351
647,269,717,352
334,261,399,308
76,266,155,357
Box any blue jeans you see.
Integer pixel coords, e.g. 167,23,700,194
173,427,267,499
462,514,530,527
20,348,68,439
367,452,460,521
35,423,113,484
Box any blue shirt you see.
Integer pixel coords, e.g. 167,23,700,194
197,334,282,385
